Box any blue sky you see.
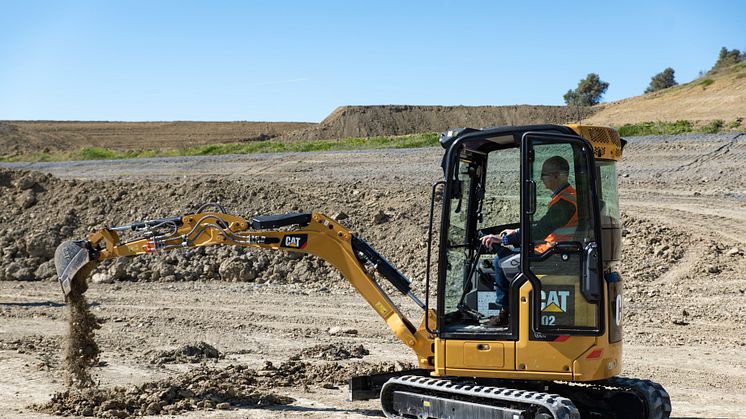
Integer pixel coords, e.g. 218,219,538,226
1,1,744,122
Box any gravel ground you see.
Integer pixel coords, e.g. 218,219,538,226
1,132,745,418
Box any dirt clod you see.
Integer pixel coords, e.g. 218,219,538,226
296,343,369,360
328,327,358,336
148,342,221,364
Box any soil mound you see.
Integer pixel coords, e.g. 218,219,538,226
259,359,413,388
279,105,595,141
37,364,293,417
148,342,222,365
619,212,689,283
37,359,410,417
0,167,423,292
295,343,369,360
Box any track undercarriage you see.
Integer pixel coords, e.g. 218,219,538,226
358,374,671,419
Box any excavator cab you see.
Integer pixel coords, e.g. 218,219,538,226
432,125,624,377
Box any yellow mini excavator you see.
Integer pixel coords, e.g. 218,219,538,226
55,124,671,418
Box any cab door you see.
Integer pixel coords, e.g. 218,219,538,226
519,132,604,337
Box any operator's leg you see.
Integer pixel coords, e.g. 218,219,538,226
492,254,509,311
488,247,514,327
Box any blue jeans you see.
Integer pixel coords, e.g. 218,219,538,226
492,247,518,311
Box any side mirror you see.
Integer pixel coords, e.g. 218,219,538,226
581,242,601,302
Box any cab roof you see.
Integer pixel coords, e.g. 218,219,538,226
439,124,625,161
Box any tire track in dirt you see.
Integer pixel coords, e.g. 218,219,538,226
622,198,746,244
673,133,746,172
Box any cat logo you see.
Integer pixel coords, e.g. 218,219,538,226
541,289,571,313
281,234,308,249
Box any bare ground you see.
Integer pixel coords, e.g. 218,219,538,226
1,132,746,418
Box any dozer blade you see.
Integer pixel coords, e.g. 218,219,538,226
54,240,97,297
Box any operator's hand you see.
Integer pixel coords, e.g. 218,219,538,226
499,228,518,237
480,234,501,248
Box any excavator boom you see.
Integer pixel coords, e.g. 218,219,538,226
54,207,435,368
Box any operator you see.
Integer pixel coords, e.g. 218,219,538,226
479,155,578,326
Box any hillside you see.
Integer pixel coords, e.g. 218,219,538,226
586,63,746,126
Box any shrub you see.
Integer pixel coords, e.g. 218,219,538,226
710,47,743,73
79,147,119,160
617,120,694,137
645,68,677,93
700,120,724,134
727,118,743,129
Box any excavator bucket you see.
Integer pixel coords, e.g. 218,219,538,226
54,240,96,297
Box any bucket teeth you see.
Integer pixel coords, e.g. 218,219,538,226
54,240,96,296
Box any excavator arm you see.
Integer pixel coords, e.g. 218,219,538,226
54,205,435,368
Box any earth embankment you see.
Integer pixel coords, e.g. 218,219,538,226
278,104,595,141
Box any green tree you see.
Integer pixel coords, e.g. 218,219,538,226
563,73,609,106
710,47,743,73
645,67,677,93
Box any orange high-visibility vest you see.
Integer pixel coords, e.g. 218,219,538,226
535,184,578,253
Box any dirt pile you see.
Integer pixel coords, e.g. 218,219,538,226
618,211,746,347
294,343,369,361
279,105,595,142
37,358,411,417
37,364,293,417
259,359,413,388
0,167,428,292
147,342,222,365
619,212,689,283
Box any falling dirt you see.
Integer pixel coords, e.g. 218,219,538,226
63,276,100,388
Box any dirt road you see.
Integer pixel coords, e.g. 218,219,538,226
1,132,745,418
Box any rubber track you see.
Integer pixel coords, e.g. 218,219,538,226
605,376,672,419
381,375,580,419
